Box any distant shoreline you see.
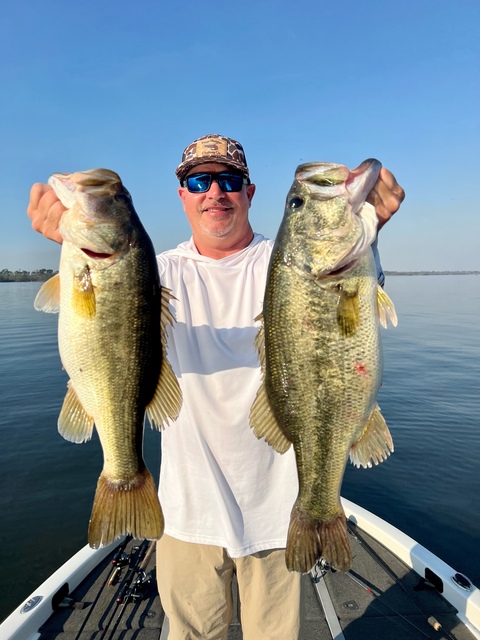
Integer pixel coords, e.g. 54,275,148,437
0,270,58,283
1,269,479,283
384,271,479,276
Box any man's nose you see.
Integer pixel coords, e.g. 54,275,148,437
207,180,224,197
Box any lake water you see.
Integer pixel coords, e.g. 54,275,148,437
0,276,479,623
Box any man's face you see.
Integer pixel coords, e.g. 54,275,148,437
178,163,256,242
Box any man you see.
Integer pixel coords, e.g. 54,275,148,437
27,134,405,639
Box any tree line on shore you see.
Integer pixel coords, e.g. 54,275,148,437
1,268,478,283
0,269,58,283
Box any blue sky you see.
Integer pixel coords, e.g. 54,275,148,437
1,0,478,272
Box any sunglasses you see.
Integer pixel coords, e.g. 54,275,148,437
182,172,249,193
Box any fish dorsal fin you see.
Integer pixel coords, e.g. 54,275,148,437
349,404,394,468
58,380,95,443
34,273,61,313
146,287,183,429
377,285,398,328
249,316,292,454
337,286,360,337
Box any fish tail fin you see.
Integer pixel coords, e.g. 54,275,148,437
286,508,352,573
88,468,164,548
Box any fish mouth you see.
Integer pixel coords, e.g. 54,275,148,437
295,159,382,214
295,163,349,196
345,159,382,213
81,248,115,259
49,169,124,209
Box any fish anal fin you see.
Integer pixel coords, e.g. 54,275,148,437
249,383,291,454
58,381,94,443
377,285,398,328
286,508,352,573
88,468,164,549
349,404,394,468
34,273,61,313
337,288,360,336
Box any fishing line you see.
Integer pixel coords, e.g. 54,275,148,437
346,521,459,640
346,569,435,638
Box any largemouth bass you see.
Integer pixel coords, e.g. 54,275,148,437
34,169,182,548
250,159,397,573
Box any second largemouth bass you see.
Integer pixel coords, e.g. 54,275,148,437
250,160,397,572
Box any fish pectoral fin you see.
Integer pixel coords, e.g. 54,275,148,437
34,273,61,313
146,354,183,429
88,468,164,548
377,285,398,328
349,404,394,468
337,287,360,336
72,266,96,318
58,381,94,443
249,383,292,454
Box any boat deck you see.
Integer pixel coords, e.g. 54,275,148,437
36,526,477,640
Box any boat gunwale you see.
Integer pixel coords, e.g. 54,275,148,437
2,501,480,639
341,497,480,639
0,539,121,640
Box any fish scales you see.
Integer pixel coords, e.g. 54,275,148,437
251,160,397,573
58,232,158,479
35,169,182,548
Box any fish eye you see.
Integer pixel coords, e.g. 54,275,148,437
289,197,304,209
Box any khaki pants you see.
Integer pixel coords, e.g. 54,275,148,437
157,534,301,640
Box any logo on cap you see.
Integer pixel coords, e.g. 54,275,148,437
175,134,249,181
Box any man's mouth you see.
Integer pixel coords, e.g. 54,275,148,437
202,205,233,216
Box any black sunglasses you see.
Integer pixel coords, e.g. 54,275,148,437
182,172,249,193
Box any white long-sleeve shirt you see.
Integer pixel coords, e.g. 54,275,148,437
157,234,298,556
156,226,383,557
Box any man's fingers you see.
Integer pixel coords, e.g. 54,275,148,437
367,168,405,230
27,183,65,243
27,183,53,218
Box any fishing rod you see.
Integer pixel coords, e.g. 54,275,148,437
105,534,133,586
347,570,457,640
101,538,153,639
346,569,435,640
346,521,459,640
126,538,157,600
72,534,132,640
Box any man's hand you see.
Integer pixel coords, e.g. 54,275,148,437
27,183,66,244
367,168,405,230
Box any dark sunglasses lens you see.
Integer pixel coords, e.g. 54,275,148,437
186,174,212,192
217,174,244,192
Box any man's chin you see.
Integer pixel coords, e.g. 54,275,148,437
200,219,236,238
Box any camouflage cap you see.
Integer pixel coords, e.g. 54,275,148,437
175,134,249,182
